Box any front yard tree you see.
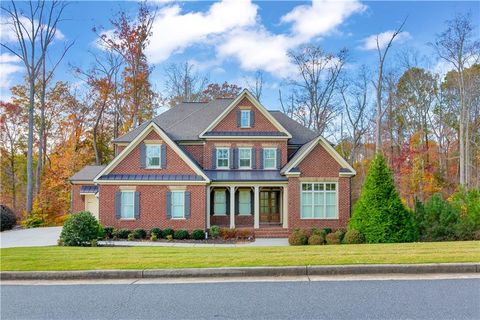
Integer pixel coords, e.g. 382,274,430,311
349,154,417,243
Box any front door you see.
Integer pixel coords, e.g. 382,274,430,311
85,194,99,220
260,190,280,223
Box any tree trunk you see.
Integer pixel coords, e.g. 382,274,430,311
26,73,35,213
35,58,46,196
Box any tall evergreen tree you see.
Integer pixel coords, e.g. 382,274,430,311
349,154,417,243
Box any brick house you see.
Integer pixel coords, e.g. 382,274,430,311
69,89,356,237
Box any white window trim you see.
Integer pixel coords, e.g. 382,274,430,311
240,109,251,128
171,190,185,219
300,182,338,220
145,143,162,169
121,190,135,220
263,148,277,170
238,147,252,169
213,189,227,216
238,189,252,216
216,148,230,169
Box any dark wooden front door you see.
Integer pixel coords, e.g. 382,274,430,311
260,190,280,223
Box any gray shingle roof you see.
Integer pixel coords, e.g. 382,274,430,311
113,99,316,145
280,136,320,174
69,165,106,181
80,185,98,194
205,170,287,182
98,174,204,181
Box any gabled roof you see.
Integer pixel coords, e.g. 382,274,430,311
95,122,210,183
69,165,106,182
281,136,356,177
269,111,317,145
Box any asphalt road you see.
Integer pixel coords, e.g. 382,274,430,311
1,278,479,319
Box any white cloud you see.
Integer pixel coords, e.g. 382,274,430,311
359,30,411,51
0,15,65,44
0,53,23,101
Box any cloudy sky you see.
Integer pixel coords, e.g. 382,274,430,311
1,0,479,107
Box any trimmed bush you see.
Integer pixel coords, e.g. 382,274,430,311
103,226,114,239
209,225,220,239
113,228,130,239
0,205,16,231
325,232,341,245
150,234,158,241
322,227,332,235
132,228,147,239
288,229,308,246
127,233,134,241
349,154,417,243
236,229,253,240
335,229,346,242
191,229,206,240
149,228,162,238
162,228,174,239
343,229,365,244
60,211,102,246
220,228,236,240
308,234,324,245
174,229,189,240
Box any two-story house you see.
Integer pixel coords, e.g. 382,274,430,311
69,89,356,237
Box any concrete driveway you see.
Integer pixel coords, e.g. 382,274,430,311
0,227,61,248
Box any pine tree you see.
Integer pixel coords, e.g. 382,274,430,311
349,154,417,243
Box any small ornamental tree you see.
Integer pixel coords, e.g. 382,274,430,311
349,154,417,243
60,211,102,246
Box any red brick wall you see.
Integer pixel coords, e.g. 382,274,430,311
212,97,280,132
181,144,204,167
110,130,196,175
203,140,288,170
72,184,86,212
287,142,351,230
99,184,206,230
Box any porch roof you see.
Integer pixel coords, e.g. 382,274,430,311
205,170,287,182
80,185,98,194
97,174,205,181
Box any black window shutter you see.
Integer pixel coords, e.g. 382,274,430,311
232,148,238,169
277,148,282,169
259,148,264,169
250,110,255,127
134,191,140,219
226,190,230,215
236,110,241,127
115,191,121,219
251,148,256,169
235,190,239,215
250,189,254,214
229,148,234,169
166,191,172,219
140,143,146,168
212,148,216,169
185,191,191,218
161,144,167,168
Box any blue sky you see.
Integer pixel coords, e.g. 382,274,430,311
1,1,479,108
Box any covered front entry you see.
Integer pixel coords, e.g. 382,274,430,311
207,184,288,229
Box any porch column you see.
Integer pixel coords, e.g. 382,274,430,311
206,186,211,229
254,186,260,229
282,185,288,229
229,186,235,229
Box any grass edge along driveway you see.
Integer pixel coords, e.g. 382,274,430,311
1,241,479,271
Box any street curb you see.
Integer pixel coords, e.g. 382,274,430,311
1,263,479,280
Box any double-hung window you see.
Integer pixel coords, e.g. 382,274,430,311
301,182,338,219
216,148,230,169
240,110,251,128
213,189,227,215
121,191,135,219
238,190,251,215
171,191,185,219
146,144,161,168
263,148,277,169
238,148,252,169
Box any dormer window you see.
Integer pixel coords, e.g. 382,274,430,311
146,144,161,168
240,110,251,128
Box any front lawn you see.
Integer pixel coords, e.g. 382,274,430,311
1,241,479,271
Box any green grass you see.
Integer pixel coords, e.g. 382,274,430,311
1,241,479,271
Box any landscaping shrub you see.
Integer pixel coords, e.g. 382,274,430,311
91,239,98,247
308,234,324,245
113,228,130,239
236,229,253,240
325,232,341,245
322,227,332,235
149,228,162,238
335,229,346,242
166,234,173,241
288,229,308,246
103,226,114,239
416,193,458,241
191,229,206,240
174,229,189,240
209,225,220,239
349,154,417,243
343,229,365,244
0,205,16,231
132,228,147,239
220,228,236,240
127,233,134,241
60,211,102,246
450,188,480,240
150,234,158,241
22,212,46,228
162,228,174,239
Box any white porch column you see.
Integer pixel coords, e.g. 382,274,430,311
206,186,211,229
282,186,288,229
254,186,260,229
229,186,235,229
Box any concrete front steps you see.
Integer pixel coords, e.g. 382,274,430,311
254,227,290,238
